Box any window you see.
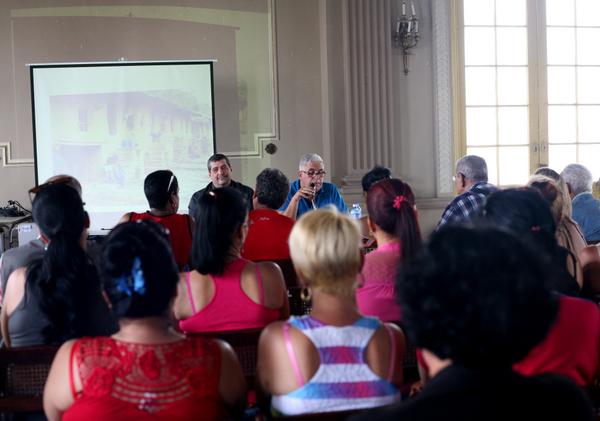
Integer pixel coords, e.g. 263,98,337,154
454,0,600,184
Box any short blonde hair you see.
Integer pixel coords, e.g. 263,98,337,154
289,207,361,296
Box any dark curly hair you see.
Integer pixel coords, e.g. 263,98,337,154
102,220,179,318
191,187,247,275
361,166,391,192
397,225,558,368
255,168,290,209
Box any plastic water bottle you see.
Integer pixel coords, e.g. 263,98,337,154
350,203,362,219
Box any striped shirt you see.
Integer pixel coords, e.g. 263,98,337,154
271,316,400,416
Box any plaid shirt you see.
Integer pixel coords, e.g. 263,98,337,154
437,182,498,228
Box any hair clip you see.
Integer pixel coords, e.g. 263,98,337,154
115,256,146,296
531,225,541,232
393,195,406,209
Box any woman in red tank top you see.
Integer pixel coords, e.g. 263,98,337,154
43,221,246,421
172,187,289,333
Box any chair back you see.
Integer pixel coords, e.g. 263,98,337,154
287,287,312,316
0,345,59,413
191,328,263,388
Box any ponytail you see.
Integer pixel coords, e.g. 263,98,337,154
190,188,247,274
28,183,99,343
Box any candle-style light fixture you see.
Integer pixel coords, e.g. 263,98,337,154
392,1,420,74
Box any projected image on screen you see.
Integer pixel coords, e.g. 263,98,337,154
31,61,215,234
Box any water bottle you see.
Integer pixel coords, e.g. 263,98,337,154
350,203,362,219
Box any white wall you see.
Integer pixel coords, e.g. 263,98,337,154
0,0,450,235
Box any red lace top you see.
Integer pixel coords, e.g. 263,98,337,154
63,336,225,421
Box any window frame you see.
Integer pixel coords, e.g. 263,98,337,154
451,0,556,185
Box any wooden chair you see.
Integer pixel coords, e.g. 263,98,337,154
287,286,312,316
192,328,263,389
256,259,311,316
0,345,59,414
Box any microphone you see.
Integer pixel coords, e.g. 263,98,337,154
309,182,317,209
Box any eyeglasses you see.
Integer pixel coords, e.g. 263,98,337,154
167,174,175,193
28,176,84,205
452,173,464,183
301,169,326,177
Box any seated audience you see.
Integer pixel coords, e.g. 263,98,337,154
188,153,254,218
561,163,600,243
483,189,600,386
280,153,347,219
43,221,246,421
0,175,82,301
484,188,580,297
527,174,584,287
437,155,498,228
534,167,587,259
121,170,193,270
356,178,422,322
173,187,289,333
242,168,294,261
356,226,594,420
258,209,404,416
0,184,116,347
358,165,392,246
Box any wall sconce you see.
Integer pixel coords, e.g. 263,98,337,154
392,1,420,75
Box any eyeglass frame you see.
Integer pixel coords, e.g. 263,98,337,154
300,169,327,178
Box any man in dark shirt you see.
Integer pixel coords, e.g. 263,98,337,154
187,153,254,220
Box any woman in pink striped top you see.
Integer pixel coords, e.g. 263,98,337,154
257,209,405,416
356,178,422,322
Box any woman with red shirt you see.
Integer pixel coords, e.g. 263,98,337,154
43,221,246,421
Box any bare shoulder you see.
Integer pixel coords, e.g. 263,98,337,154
259,321,286,345
257,262,284,282
8,266,27,283
4,267,28,313
118,213,132,224
579,245,600,266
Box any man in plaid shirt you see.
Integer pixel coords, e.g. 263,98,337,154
438,155,498,228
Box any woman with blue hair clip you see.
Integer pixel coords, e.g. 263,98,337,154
43,220,246,421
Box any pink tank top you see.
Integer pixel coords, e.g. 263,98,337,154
179,258,281,333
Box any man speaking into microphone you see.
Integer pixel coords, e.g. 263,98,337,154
280,153,348,220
